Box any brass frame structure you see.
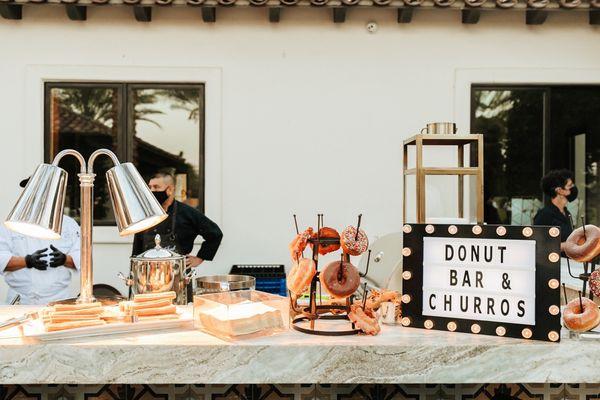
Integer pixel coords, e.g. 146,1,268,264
402,134,484,224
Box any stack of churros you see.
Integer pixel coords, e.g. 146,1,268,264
119,291,178,322
42,302,107,332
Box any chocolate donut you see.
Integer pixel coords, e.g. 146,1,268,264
563,297,600,332
341,226,369,256
319,260,360,298
564,225,600,262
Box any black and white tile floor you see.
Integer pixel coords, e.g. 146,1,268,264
1,384,599,400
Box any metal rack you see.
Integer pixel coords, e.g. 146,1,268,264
290,214,371,336
565,217,597,302
403,133,484,224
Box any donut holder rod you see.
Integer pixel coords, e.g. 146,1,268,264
565,217,597,302
290,217,371,336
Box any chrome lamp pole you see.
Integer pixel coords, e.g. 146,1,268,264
4,149,167,304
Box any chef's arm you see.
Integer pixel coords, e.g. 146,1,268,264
4,257,27,271
0,227,19,273
63,256,76,270
194,213,223,261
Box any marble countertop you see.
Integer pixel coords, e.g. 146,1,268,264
0,306,596,384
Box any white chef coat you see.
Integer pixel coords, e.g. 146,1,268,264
0,216,81,305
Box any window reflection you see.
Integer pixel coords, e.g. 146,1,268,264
472,86,600,227
45,83,205,224
47,86,119,224
472,88,544,225
131,87,203,210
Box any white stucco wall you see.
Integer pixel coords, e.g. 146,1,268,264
0,7,599,300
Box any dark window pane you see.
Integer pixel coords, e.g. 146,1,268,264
130,86,204,210
472,88,544,225
549,87,600,226
47,86,120,224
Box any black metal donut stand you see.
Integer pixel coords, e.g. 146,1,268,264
290,215,371,336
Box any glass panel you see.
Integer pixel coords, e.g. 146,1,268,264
47,86,120,224
130,86,204,210
549,87,600,227
472,88,545,225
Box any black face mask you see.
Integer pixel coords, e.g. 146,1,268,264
566,185,578,202
152,190,169,204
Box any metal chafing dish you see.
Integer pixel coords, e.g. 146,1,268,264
193,275,256,295
120,234,193,305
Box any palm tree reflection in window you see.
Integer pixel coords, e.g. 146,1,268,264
132,87,203,209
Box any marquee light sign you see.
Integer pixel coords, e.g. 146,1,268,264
401,224,562,342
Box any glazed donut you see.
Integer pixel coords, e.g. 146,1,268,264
289,227,314,262
590,270,600,297
348,304,380,335
319,260,360,298
564,225,600,262
363,289,400,312
311,227,341,255
563,297,600,332
340,226,369,256
287,258,316,296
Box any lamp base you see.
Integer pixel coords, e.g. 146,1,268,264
49,295,125,307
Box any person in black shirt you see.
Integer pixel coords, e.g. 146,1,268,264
131,172,223,268
533,169,578,252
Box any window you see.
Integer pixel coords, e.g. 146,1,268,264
471,85,600,226
45,82,205,225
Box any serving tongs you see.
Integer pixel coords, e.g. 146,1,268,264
0,310,41,332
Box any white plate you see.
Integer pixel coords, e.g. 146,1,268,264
22,307,193,341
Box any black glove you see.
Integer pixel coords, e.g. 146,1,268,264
49,245,67,268
25,248,48,270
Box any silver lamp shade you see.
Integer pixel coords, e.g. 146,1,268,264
4,164,68,239
106,163,168,236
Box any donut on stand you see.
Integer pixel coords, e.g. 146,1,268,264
310,227,341,255
564,222,600,310
319,258,361,299
563,295,600,332
564,225,600,263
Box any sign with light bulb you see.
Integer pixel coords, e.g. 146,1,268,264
401,224,561,342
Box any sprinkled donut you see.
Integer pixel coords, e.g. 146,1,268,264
590,270,600,297
341,226,369,256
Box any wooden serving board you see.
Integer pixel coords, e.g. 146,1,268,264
22,307,193,341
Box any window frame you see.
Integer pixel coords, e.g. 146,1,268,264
43,81,206,226
470,83,600,223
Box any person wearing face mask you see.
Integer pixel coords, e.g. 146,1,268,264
533,169,577,252
131,172,223,298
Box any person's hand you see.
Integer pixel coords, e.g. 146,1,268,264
25,248,48,270
186,255,204,268
49,245,67,268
